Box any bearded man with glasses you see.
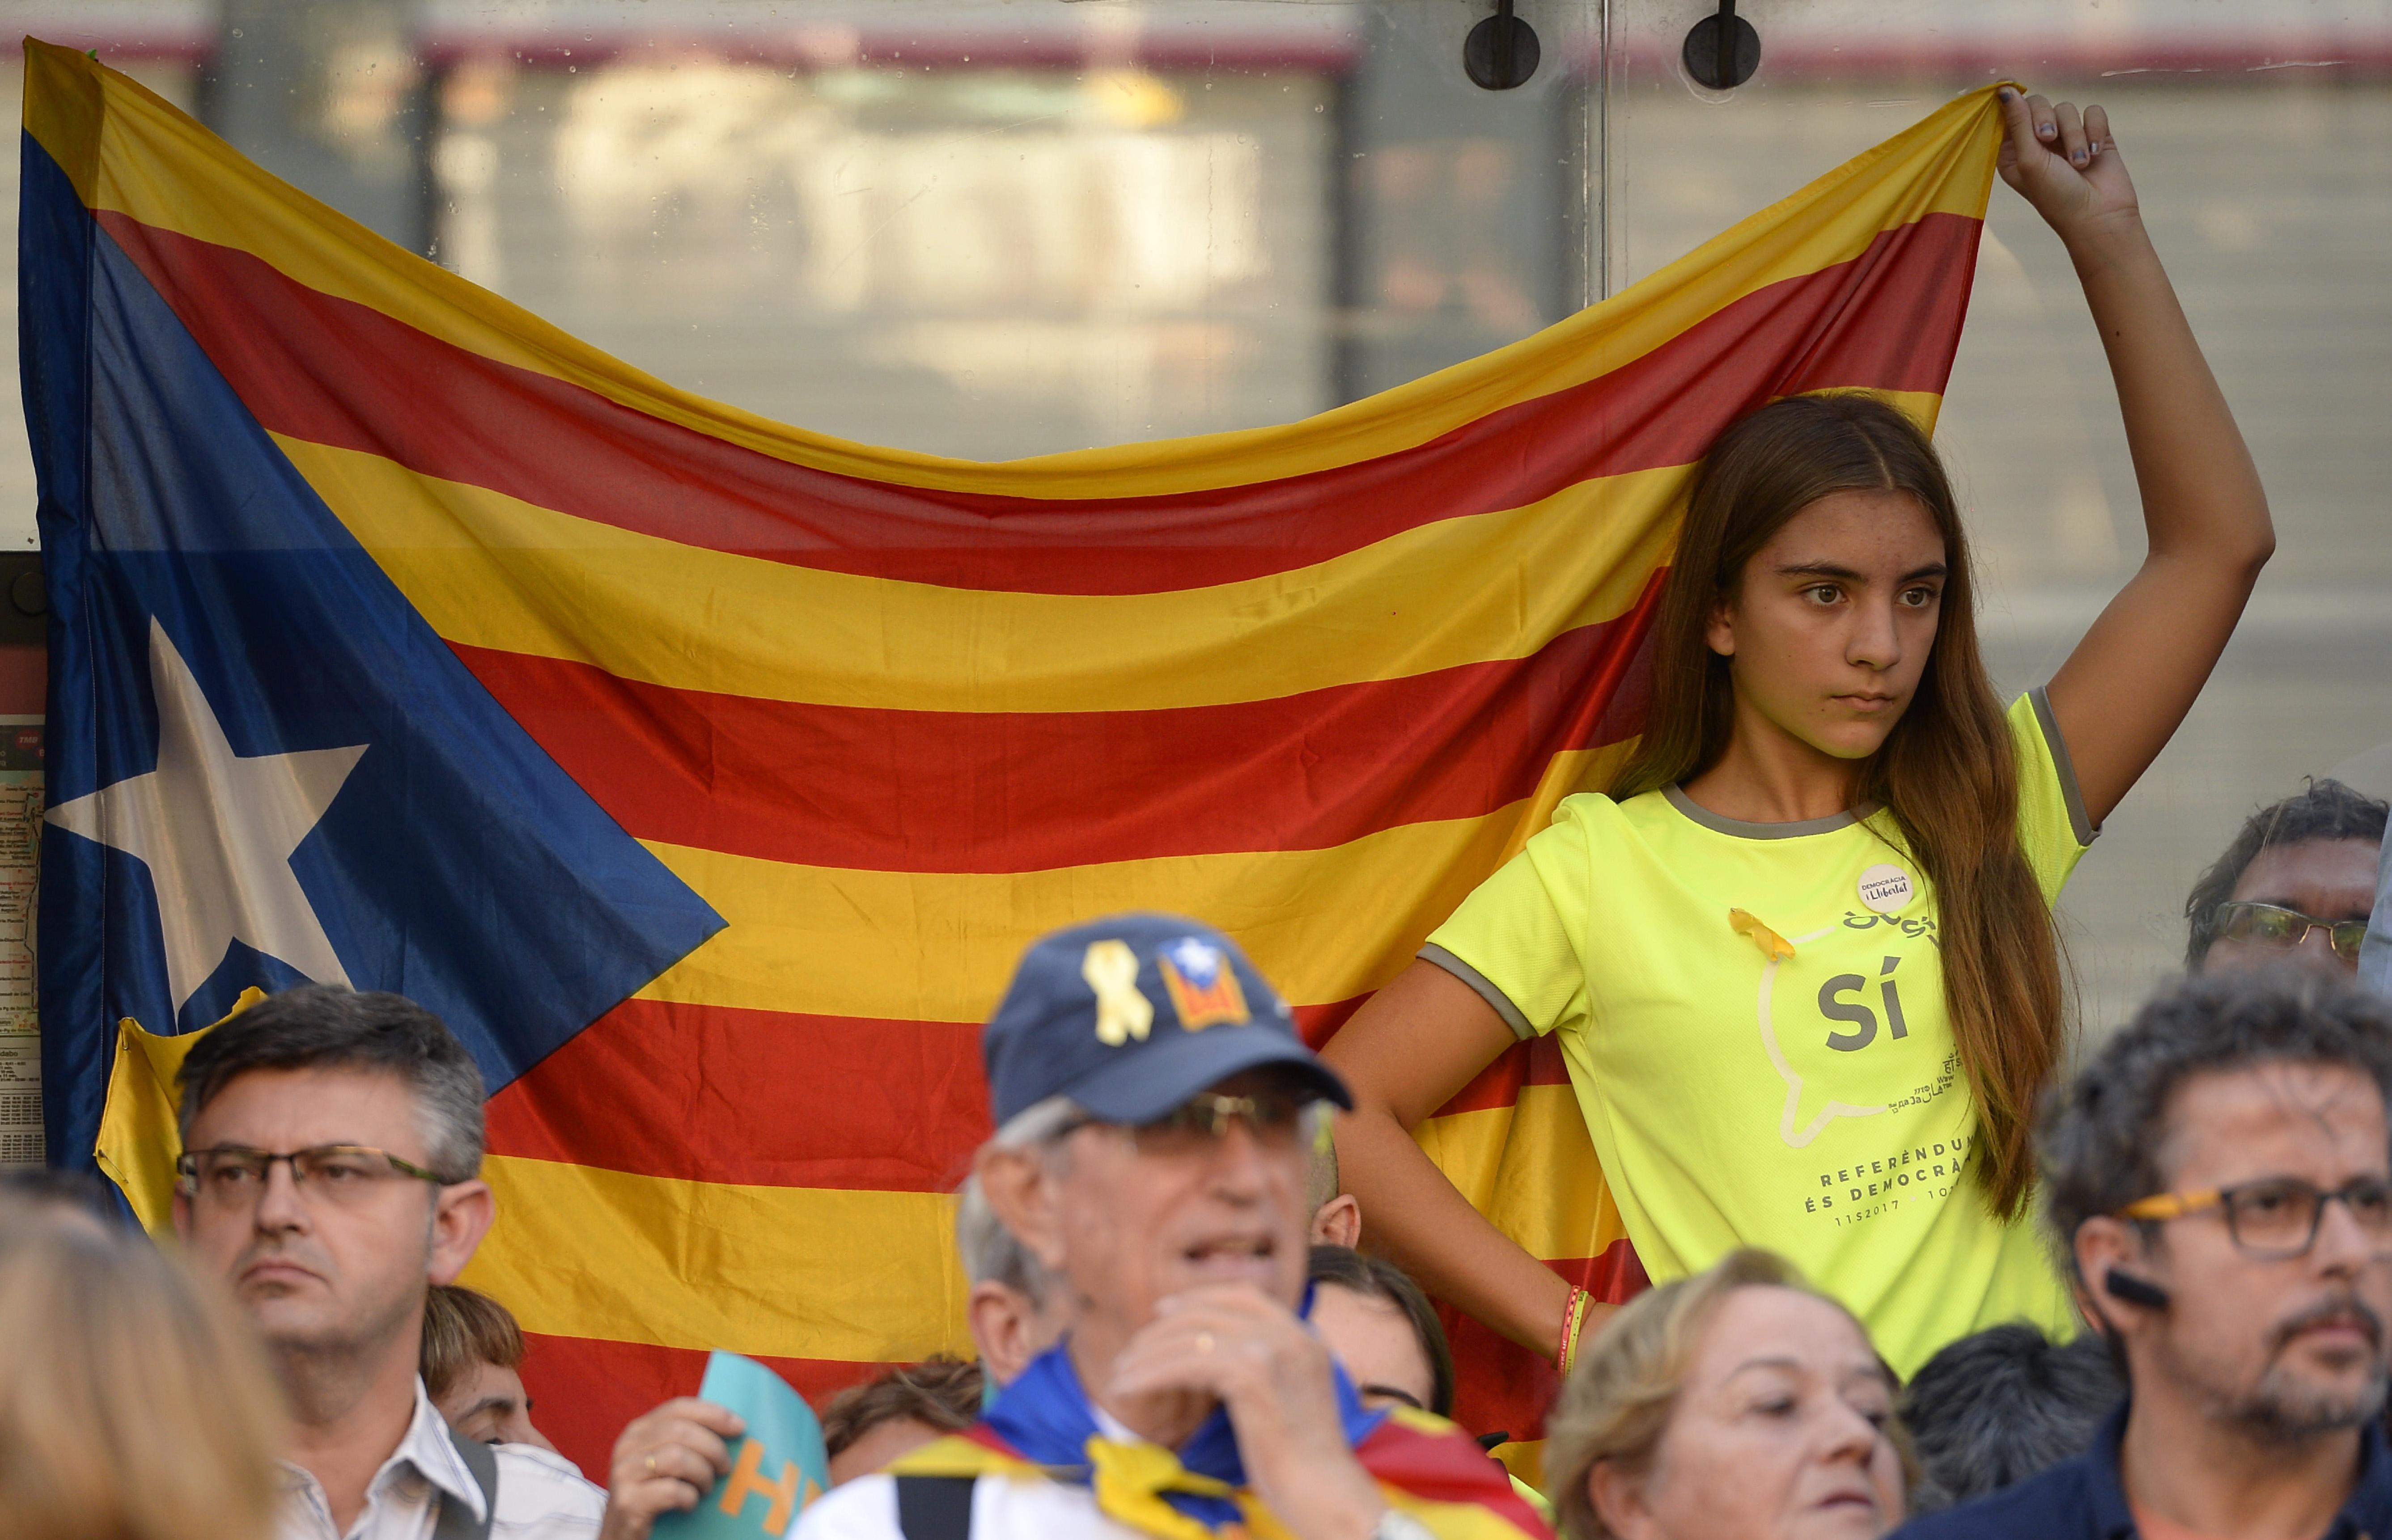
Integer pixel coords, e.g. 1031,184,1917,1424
1894,971,2392,1540
777,915,1547,1540
173,984,607,1540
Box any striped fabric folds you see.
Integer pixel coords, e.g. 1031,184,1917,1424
21,39,2004,1478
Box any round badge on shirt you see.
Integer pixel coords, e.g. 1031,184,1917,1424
1858,863,1914,914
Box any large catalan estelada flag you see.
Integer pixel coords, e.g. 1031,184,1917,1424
21,38,2004,1479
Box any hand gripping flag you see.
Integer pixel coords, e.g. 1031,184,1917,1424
20,38,2004,1479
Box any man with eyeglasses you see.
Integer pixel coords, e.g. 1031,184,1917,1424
2186,779,2386,978
778,914,1547,1540
1894,970,2392,1540
173,984,609,1539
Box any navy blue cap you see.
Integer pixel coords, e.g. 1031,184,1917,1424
982,913,1353,1127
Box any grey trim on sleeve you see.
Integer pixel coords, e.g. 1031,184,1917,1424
1417,943,1535,1041
2028,684,2099,848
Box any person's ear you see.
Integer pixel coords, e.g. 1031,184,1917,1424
1589,1458,1659,1540
2073,1214,2159,1328
1310,1193,1361,1250
978,1145,1069,1276
428,1179,496,1285
969,1281,1035,1387
1705,590,1737,659
171,1190,193,1244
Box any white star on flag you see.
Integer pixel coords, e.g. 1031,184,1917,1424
48,619,367,1013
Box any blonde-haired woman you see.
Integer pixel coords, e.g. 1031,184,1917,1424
0,1199,285,1540
1546,1250,1913,1540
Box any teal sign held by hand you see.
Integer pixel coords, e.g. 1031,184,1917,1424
654,1351,830,1540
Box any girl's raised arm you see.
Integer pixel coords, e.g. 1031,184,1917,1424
1998,88,2275,827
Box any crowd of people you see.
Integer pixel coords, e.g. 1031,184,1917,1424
6,85,2392,1540
7,800,2391,1540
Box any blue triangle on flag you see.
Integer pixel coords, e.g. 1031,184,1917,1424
21,131,726,1167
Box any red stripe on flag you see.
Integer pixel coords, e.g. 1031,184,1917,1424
103,210,1978,595
450,580,1661,875
486,998,992,1191
1434,1033,1577,1119
1355,1414,1553,1535
1442,1242,1651,1446
517,1331,891,1487
483,994,1505,1189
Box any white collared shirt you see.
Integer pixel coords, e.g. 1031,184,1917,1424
277,1378,606,1540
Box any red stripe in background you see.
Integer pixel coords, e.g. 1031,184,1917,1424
452,578,1661,876
517,1331,891,1485
1435,1033,1576,1118
486,998,992,1191
1356,1415,1551,1536
1442,1242,1651,1450
102,210,1978,596
484,988,1558,1189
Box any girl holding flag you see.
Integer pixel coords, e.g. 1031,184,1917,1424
1324,90,2276,1378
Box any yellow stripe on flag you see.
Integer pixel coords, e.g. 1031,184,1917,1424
462,1156,974,1363
636,808,1526,1022
280,434,1680,715
1416,1086,1631,1264
27,38,2001,499
91,989,271,1235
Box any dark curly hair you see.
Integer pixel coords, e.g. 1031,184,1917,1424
2039,969,2392,1287
1900,1324,2121,1511
2184,779,2386,969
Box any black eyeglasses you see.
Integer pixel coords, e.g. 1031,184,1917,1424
2119,1174,2392,1260
174,1145,449,1209
2214,901,2369,965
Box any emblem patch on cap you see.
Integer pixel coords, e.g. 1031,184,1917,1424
1158,936,1251,1031
1083,939,1154,1046
1857,863,1915,915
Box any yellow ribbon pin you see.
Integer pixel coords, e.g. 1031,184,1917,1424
1729,909,1797,963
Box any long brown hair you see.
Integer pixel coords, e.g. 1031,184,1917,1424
1612,393,2064,1218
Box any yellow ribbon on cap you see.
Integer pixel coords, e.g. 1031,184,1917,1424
1083,939,1155,1046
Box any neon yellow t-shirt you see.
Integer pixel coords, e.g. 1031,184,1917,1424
1421,691,2096,1376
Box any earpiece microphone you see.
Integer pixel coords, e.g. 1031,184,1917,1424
2103,1268,2171,1310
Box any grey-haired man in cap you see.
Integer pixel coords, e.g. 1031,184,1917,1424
795,914,1547,1540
